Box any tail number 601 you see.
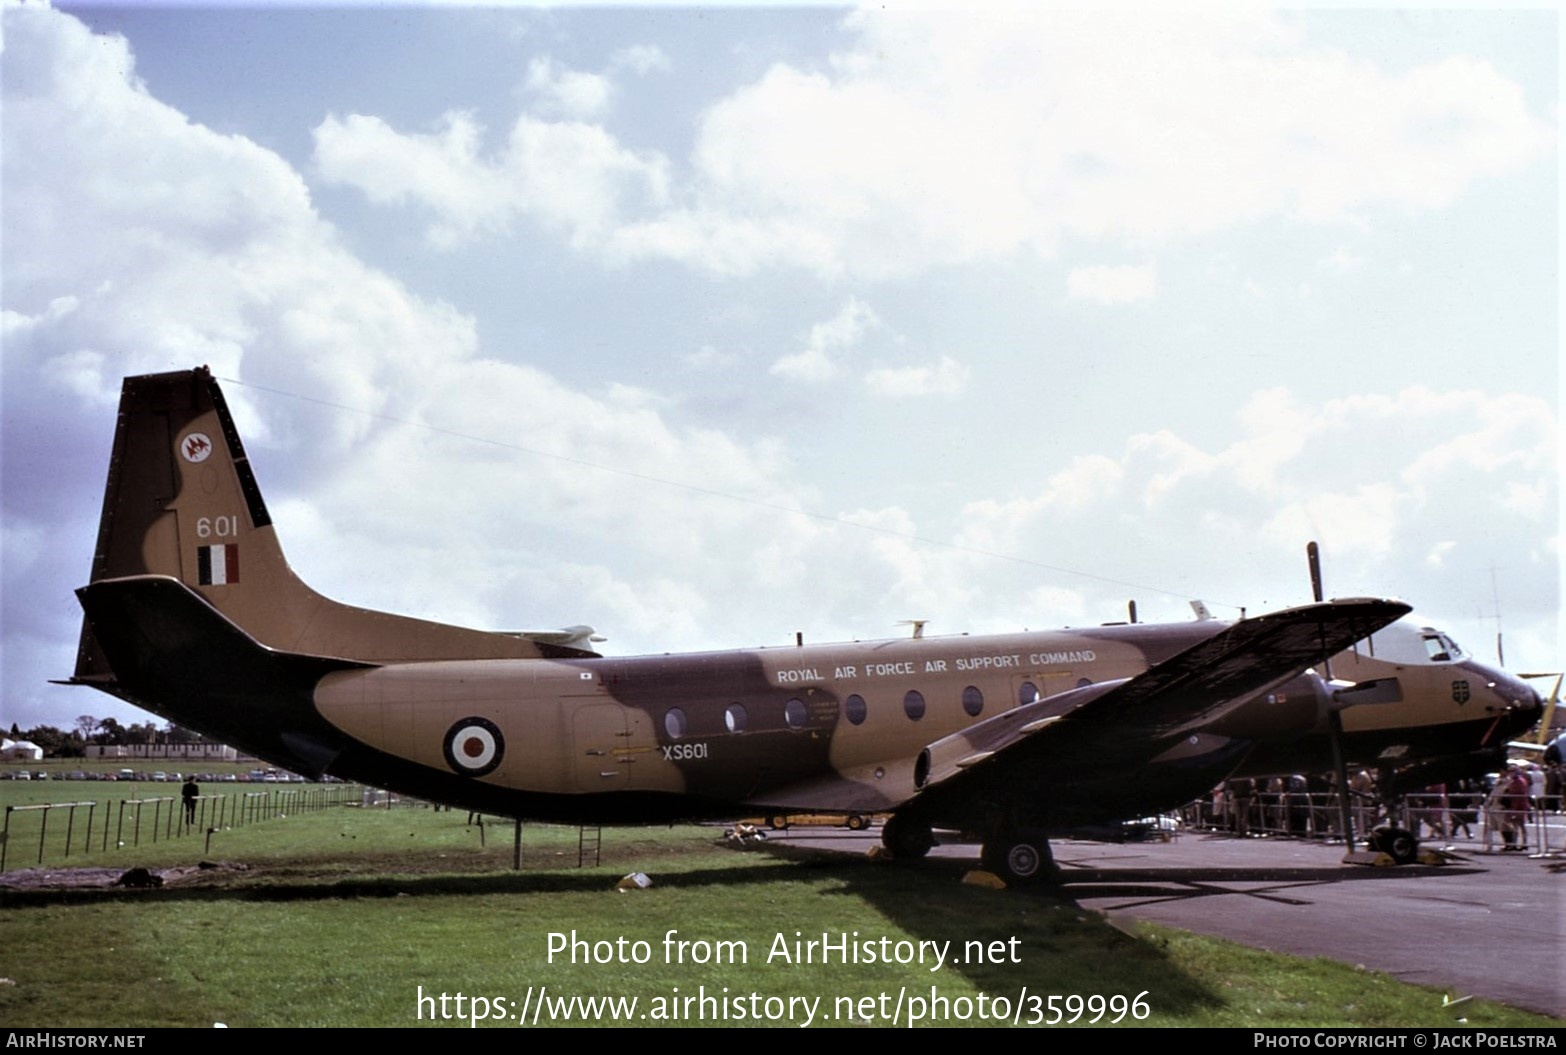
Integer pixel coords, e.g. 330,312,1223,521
196,515,239,539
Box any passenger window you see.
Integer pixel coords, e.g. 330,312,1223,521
962,685,983,717
664,708,688,739
1019,681,1039,705
784,698,807,729
903,689,926,721
724,703,747,734
845,694,867,725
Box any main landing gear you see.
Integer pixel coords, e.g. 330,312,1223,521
1366,825,1420,865
980,830,1060,885
881,815,1061,885
880,813,934,859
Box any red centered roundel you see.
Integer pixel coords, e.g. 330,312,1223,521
443,717,504,777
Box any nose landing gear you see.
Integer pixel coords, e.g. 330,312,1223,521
880,813,934,859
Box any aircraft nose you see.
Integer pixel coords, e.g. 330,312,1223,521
1478,665,1540,713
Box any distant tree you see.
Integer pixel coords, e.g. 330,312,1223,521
75,715,99,740
9,722,19,737
22,725,82,758
93,717,127,746
127,721,158,745
165,722,198,744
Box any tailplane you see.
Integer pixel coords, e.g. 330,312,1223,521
74,367,593,687
76,575,370,776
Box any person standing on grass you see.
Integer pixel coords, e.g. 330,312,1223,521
182,776,198,825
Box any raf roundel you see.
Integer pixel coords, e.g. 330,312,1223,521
443,717,505,777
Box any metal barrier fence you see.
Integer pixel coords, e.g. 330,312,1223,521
1,784,364,871
1181,790,1563,855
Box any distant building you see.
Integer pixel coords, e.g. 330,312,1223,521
85,743,238,761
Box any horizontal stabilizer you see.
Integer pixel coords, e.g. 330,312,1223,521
505,624,605,651
73,575,375,777
75,574,374,700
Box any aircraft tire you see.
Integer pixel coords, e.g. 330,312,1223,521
881,814,934,859
1373,826,1419,864
981,833,1058,885
846,814,870,831
767,814,790,830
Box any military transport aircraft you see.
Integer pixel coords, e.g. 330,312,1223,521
65,368,1542,882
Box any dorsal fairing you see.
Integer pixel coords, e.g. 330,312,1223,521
504,624,605,655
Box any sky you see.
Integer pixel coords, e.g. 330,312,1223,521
1,1,1559,732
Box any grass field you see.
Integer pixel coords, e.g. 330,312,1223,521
0,782,1557,1028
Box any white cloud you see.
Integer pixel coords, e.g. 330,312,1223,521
1263,484,1403,559
1067,264,1157,304
2,295,79,336
524,57,613,121
1127,430,1216,505
313,111,669,250
769,346,837,383
312,111,506,245
603,208,843,277
681,344,739,369
949,384,1556,633
770,297,882,382
610,44,670,76
863,355,970,398
312,10,1553,279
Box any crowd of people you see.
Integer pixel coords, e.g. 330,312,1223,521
1196,758,1560,852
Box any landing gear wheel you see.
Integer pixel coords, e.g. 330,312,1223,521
1371,826,1419,864
981,832,1058,884
845,814,870,831
881,814,934,859
767,814,790,831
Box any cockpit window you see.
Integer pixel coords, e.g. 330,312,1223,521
1422,632,1464,662
1364,620,1469,665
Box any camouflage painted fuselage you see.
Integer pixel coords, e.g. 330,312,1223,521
311,624,1196,825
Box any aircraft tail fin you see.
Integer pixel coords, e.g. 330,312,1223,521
74,367,592,683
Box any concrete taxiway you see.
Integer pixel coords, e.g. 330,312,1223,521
758,824,1564,1019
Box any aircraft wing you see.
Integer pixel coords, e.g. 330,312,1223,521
913,597,1410,805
